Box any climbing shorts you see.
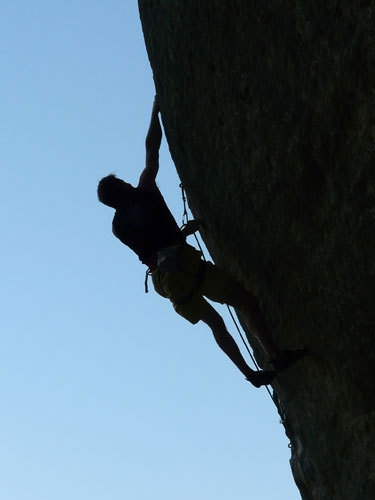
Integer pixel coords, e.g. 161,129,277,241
152,244,239,324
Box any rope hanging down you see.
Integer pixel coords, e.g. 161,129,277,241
179,184,279,406
180,183,206,259
180,183,315,498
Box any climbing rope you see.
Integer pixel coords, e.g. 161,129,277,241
180,183,277,400
180,183,316,499
180,183,206,258
180,183,315,498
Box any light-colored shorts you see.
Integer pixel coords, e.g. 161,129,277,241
152,244,238,324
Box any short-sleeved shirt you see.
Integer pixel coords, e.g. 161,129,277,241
112,185,185,266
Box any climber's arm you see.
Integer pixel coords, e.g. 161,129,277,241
181,219,202,237
138,96,162,190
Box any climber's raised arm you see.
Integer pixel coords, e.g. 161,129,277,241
138,96,162,190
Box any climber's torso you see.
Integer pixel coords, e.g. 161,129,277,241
112,185,185,265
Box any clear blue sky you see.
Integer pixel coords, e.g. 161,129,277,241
1,2,299,499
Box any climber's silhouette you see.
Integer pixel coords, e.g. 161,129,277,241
97,96,306,387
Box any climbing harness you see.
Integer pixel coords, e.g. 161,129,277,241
157,244,181,272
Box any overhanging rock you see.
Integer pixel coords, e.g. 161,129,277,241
138,2,375,499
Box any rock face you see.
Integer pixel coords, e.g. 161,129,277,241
138,2,374,499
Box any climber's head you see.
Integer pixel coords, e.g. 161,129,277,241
97,174,133,209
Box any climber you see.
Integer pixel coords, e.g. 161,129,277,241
97,96,307,388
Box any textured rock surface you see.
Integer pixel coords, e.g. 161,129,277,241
138,2,375,499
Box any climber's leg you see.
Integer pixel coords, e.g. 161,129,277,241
228,285,308,370
227,285,282,359
198,261,281,358
199,300,275,387
199,262,307,370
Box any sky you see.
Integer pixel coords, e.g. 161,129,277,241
1,2,300,499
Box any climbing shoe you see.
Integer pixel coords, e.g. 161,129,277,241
247,370,276,388
271,348,308,372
